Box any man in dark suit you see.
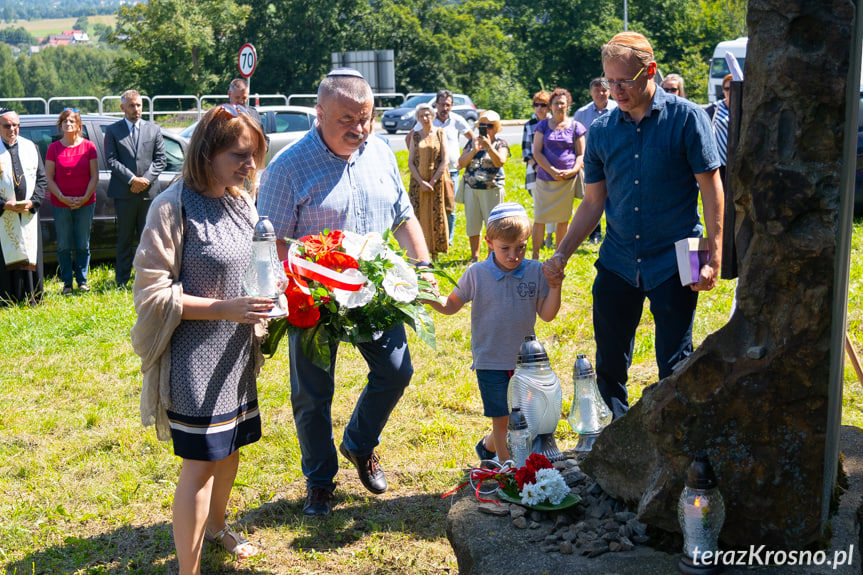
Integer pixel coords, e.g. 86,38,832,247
105,89,166,287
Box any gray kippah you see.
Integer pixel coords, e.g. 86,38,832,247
488,202,528,223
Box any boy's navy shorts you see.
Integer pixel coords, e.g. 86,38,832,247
476,369,513,417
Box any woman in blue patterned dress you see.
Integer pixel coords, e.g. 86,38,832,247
131,104,270,574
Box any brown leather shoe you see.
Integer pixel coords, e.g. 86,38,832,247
339,442,388,494
303,486,333,516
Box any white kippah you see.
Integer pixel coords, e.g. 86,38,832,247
488,202,528,223
328,67,365,79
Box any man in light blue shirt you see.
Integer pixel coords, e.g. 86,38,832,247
546,32,723,419
573,78,618,244
257,69,432,517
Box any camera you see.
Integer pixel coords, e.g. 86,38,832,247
478,125,488,137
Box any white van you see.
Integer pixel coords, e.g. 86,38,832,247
708,37,748,102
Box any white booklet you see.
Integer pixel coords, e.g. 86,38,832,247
675,237,710,286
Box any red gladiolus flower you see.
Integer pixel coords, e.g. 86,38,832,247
286,285,320,328
317,250,358,272
301,230,345,258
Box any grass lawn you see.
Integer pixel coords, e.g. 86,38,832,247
1,146,862,574
0,15,116,37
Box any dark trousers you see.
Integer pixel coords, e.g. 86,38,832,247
592,263,699,419
288,325,413,491
114,196,150,286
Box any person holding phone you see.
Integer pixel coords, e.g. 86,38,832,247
458,109,509,262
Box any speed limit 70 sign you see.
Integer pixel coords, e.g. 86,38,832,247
238,44,257,78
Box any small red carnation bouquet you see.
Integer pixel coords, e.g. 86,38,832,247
444,453,575,509
263,229,446,369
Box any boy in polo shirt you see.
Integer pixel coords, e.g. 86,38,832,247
428,202,562,463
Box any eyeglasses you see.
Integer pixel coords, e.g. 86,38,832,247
723,86,731,92
601,67,646,91
478,123,493,129
533,102,548,107
0,122,19,129
216,103,249,118
63,107,79,113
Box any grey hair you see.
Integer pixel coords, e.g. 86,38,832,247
121,89,141,105
662,73,686,97
229,78,248,91
317,75,372,106
416,102,434,114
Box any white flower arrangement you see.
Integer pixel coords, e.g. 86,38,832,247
519,467,570,506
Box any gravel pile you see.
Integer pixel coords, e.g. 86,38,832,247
476,457,651,557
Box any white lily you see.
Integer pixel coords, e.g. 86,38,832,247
333,280,376,308
382,251,419,302
341,231,386,261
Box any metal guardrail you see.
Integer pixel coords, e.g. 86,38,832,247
286,93,318,106
0,97,49,114
201,94,289,111
288,92,406,113
1,91,409,121
46,96,102,115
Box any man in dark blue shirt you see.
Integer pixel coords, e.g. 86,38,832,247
545,31,724,418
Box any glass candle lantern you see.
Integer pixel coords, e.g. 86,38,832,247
242,216,288,318
678,451,725,574
506,336,564,462
566,354,612,452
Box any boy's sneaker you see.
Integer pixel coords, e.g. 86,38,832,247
475,437,496,462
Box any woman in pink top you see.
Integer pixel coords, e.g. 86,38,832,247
46,109,98,294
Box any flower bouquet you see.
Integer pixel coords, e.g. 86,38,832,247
444,453,579,510
262,229,446,370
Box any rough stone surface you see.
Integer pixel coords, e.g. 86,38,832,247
446,427,863,575
581,0,855,549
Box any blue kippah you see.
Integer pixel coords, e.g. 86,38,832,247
488,202,528,223
327,67,365,79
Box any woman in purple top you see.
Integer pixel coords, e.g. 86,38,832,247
531,88,586,259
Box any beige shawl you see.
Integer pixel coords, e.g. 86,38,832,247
130,180,264,440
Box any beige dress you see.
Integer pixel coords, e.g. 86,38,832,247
409,129,449,257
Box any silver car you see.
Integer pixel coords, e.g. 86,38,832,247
180,105,316,165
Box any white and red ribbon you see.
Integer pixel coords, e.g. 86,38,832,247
286,244,366,292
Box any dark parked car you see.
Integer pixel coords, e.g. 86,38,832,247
19,114,187,264
381,93,478,134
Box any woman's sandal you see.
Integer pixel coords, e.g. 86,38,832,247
204,525,258,558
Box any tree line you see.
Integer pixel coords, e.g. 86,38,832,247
4,0,746,118
1,0,120,23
